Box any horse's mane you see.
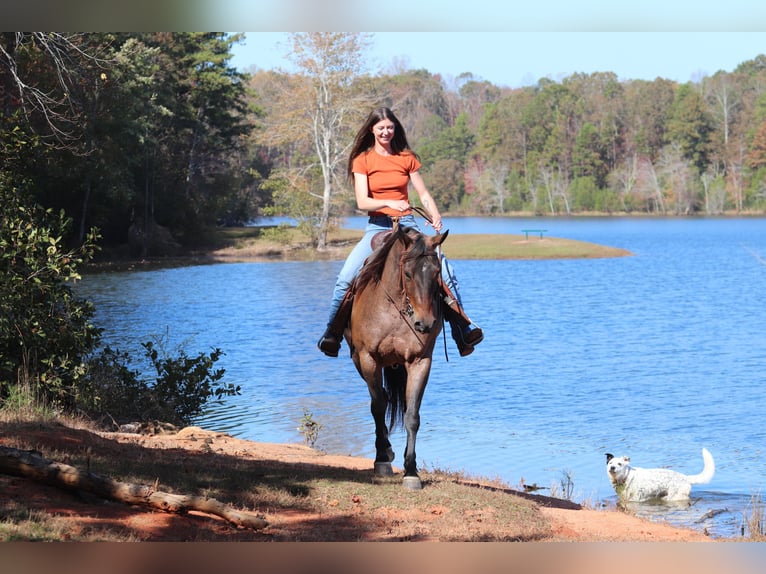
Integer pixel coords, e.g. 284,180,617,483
354,227,427,294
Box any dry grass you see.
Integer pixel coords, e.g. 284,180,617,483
88,225,631,271
209,228,632,262
208,226,362,262
0,415,557,542
438,234,631,260
742,492,766,541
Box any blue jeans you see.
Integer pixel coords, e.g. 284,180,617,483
326,214,463,324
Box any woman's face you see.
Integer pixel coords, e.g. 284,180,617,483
371,118,395,146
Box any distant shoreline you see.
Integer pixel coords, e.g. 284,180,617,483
89,231,631,273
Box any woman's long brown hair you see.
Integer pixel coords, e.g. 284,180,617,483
346,107,419,180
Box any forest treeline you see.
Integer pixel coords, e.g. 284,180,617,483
4,32,766,256
3,31,766,416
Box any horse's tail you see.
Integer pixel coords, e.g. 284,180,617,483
383,365,407,431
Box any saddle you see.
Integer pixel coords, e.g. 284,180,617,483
327,228,403,340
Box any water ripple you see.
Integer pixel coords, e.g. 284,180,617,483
77,217,766,539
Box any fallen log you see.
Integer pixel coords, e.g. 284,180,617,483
0,445,268,530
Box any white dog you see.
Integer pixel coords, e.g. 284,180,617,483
605,448,715,502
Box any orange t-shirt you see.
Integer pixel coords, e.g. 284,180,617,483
351,149,421,217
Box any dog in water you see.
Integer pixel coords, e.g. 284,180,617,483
605,448,715,502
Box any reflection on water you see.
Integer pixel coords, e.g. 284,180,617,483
76,217,766,539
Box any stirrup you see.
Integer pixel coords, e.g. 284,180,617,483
462,324,484,347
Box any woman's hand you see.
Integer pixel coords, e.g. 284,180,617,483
387,199,410,213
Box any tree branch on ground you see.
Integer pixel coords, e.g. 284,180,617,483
0,445,268,530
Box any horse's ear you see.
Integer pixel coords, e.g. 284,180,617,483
399,226,418,246
431,230,448,248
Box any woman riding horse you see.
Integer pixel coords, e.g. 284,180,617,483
317,107,483,358
345,224,448,489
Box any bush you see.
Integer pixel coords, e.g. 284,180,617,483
82,337,240,427
0,178,239,427
0,178,101,409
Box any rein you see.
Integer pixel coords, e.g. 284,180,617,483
366,208,443,354
411,205,433,226
383,228,442,349
409,207,451,360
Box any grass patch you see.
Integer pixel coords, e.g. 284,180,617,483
208,226,363,262
441,234,631,260
743,492,766,541
89,225,630,269
209,228,631,262
0,414,555,541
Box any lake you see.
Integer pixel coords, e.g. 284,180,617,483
76,216,766,539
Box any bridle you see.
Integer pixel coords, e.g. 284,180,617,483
384,226,441,343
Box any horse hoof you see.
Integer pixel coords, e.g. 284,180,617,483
374,462,394,476
402,476,422,490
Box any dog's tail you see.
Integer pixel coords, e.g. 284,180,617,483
687,447,715,484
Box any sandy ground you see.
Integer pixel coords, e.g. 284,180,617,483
0,424,715,542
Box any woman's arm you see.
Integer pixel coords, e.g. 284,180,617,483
409,171,443,232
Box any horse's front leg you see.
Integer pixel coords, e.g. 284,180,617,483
363,366,395,476
401,361,431,490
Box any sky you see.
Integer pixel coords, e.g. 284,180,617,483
230,32,766,89
5,0,766,37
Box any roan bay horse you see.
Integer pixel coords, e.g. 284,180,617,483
344,225,448,490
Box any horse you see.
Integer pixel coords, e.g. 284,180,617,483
344,225,448,490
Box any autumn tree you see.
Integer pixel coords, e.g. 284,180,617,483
267,33,374,250
447,73,502,131
746,120,766,170
623,78,675,160
419,112,475,211
375,68,451,148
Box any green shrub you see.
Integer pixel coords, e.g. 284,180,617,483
82,338,240,427
259,222,293,244
0,178,238,426
141,339,239,426
0,178,101,409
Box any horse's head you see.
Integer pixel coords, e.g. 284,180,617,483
400,228,448,334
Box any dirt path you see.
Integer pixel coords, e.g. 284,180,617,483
0,422,715,542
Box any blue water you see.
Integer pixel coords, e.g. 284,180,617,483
76,217,766,539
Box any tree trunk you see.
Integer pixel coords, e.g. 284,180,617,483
0,445,268,530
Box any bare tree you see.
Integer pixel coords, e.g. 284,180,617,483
701,164,727,215
280,32,375,250
539,164,570,215
704,73,739,149
635,157,666,214
610,153,639,211
0,32,110,146
727,143,746,213
487,161,510,214
657,143,697,214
